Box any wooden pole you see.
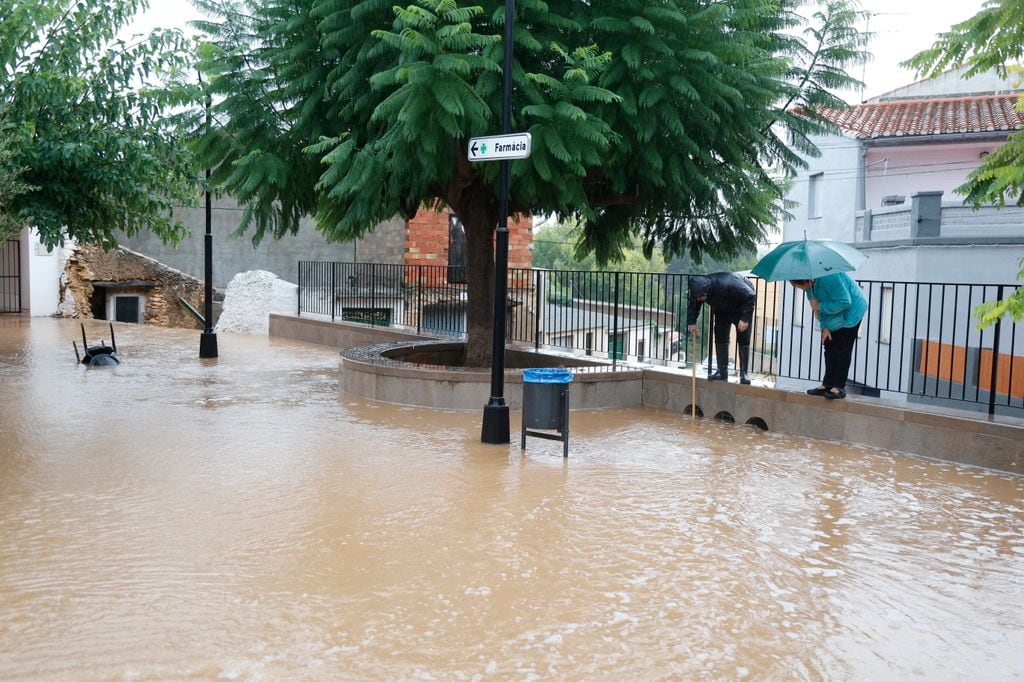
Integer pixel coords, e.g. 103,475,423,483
691,335,697,417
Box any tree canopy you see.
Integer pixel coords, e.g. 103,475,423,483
196,0,868,364
0,0,200,248
905,0,1024,326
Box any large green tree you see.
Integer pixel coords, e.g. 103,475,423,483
0,0,200,248
196,0,868,365
905,0,1024,326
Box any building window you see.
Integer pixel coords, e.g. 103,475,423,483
808,173,823,219
584,331,594,356
880,285,893,344
553,334,573,349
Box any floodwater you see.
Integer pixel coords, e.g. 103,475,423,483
1,318,1022,681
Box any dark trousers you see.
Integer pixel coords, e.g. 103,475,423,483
712,310,751,349
709,310,752,376
822,322,860,390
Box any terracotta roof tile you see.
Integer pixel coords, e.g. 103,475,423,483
819,94,1024,139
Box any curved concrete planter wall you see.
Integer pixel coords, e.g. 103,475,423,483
340,342,643,411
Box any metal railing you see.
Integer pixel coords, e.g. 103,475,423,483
297,261,1023,416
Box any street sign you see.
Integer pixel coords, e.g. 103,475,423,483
467,132,532,162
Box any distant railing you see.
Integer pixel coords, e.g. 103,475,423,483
297,261,1023,416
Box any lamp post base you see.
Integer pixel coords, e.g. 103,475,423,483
199,332,219,359
481,400,510,444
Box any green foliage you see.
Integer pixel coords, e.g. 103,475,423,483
532,219,665,273
196,0,873,248
904,0,1024,328
973,257,1024,328
0,0,200,248
0,119,32,240
533,219,670,309
903,0,1024,210
195,0,868,362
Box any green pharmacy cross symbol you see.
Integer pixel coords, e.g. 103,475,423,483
467,133,532,162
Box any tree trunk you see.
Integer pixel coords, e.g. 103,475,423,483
455,199,498,367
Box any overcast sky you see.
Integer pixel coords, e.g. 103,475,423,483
132,0,989,102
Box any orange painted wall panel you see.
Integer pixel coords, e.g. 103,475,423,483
918,339,1024,398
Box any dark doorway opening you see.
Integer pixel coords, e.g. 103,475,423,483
90,288,106,319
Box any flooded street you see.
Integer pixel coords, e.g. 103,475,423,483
1,317,1022,680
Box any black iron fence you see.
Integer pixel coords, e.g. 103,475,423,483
1,238,22,314
297,261,1023,416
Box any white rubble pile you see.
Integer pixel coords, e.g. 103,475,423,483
215,270,297,335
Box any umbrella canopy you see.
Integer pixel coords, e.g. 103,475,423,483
751,239,866,281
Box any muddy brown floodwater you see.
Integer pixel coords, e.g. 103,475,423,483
1,317,1022,680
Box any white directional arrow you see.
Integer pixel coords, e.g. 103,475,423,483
468,132,532,162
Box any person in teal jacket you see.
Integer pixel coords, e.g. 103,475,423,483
789,272,868,400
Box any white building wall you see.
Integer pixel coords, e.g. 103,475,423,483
863,142,999,209
783,132,862,244
24,228,67,317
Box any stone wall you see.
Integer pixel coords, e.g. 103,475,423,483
61,244,206,329
116,196,362,288
353,216,407,265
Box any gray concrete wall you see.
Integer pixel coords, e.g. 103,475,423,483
642,371,1022,475
118,197,406,288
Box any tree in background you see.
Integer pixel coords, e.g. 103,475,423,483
0,0,199,249
905,0,1024,326
532,220,666,274
532,219,668,313
196,0,868,365
0,123,31,240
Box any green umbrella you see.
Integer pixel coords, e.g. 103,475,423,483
751,239,867,281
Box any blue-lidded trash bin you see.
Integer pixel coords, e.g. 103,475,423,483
521,368,573,457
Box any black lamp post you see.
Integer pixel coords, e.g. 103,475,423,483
198,76,218,359
480,0,516,444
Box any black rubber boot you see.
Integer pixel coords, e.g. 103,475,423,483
708,345,730,381
738,346,751,385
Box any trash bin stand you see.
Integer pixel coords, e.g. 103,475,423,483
521,383,570,458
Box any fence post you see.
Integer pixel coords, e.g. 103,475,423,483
417,264,423,336
988,285,1004,417
534,269,542,351
297,261,303,316
330,262,336,322
612,272,620,368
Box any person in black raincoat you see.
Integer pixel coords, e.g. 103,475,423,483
687,272,757,384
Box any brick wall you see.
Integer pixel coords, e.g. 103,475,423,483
61,244,206,329
405,207,533,282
